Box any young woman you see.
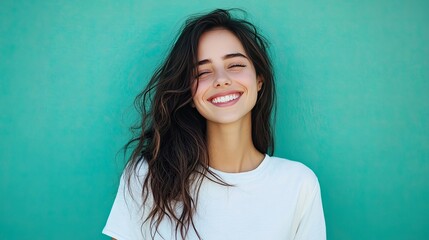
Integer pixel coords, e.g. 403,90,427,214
103,9,326,240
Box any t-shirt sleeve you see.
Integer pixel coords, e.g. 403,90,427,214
294,178,326,240
102,174,143,240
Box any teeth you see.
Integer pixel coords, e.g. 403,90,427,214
211,93,240,104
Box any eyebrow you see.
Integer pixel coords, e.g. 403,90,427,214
197,52,248,66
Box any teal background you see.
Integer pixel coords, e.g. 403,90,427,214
1,0,428,239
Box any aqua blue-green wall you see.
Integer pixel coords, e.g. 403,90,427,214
1,0,428,239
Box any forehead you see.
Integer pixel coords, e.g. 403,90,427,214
197,29,246,60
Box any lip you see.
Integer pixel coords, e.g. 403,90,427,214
207,90,243,107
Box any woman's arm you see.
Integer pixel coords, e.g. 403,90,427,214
295,180,326,240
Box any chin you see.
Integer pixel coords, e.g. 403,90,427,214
206,112,251,125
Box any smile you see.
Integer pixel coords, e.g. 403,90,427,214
210,93,241,104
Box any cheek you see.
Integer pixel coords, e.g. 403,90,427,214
192,80,211,100
237,72,259,90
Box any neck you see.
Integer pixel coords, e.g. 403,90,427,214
206,113,264,173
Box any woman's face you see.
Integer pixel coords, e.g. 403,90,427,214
192,29,262,125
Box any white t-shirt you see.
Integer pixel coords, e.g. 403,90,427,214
103,155,326,240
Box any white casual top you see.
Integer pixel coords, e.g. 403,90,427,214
103,155,326,240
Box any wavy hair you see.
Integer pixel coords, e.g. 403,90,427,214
124,8,276,239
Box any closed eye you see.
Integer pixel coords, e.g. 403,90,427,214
196,71,211,78
229,64,246,69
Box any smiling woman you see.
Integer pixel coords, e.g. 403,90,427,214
103,9,326,240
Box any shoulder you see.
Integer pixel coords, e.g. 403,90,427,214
119,159,149,197
103,160,153,240
123,159,149,180
268,155,318,178
266,155,320,190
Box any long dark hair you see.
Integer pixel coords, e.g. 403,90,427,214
124,8,276,239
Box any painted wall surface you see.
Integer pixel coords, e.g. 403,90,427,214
1,0,428,239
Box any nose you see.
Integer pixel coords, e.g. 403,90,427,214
213,71,232,87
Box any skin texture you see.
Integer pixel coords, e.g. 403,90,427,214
193,29,264,173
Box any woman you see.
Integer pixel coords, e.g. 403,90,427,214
103,9,326,240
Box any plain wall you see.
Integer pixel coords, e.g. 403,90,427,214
1,0,428,239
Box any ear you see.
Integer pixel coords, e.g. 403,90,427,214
191,101,196,108
257,76,263,91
